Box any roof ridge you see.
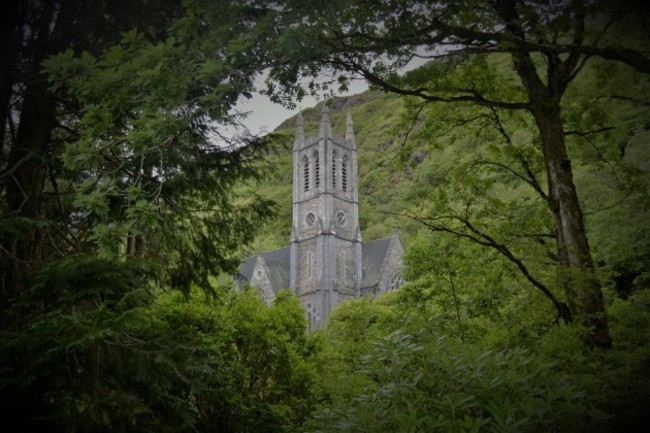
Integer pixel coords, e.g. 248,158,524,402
265,257,290,265
363,235,394,244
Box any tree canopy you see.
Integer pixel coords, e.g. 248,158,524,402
1,0,649,431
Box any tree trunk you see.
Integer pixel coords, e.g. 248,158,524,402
534,102,610,348
519,86,610,348
0,0,23,151
0,1,59,322
1,82,58,316
495,0,611,349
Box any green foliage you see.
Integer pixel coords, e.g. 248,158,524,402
0,255,172,432
306,326,594,433
300,289,650,433
599,289,650,431
565,59,650,298
152,287,318,433
307,297,401,405
42,7,281,292
398,229,558,346
0,258,318,432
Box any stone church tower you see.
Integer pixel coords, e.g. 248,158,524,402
289,107,362,328
236,104,405,329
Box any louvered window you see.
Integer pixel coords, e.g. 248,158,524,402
303,156,309,191
342,155,348,192
331,150,337,189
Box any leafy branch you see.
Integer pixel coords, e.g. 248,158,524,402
401,210,572,324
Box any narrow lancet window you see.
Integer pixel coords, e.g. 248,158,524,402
314,151,320,188
342,155,348,192
332,150,337,189
303,156,310,191
307,251,312,277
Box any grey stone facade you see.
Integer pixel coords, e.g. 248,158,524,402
236,107,404,328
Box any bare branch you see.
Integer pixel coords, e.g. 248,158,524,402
486,106,548,201
564,127,615,137
330,58,531,110
402,210,572,323
0,154,32,182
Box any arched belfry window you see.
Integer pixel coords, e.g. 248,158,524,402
313,151,320,188
303,156,310,192
342,155,348,192
331,150,338,189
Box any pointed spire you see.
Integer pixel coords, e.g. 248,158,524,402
345,110,356,147
319,103,332,138
355,225,362,242
294,110,304,150
296,109,304,127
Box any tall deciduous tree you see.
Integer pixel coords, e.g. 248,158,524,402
256,0,650,348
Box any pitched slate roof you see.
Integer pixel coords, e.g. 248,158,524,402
236,246,290,288
237,256,257,284
361,237,394,288
236,236,396,292
265,257,291,293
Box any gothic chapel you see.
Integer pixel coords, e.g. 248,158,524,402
236,105,404,329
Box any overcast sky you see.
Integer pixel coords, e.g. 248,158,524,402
235,53,431,136
238,77,370,135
